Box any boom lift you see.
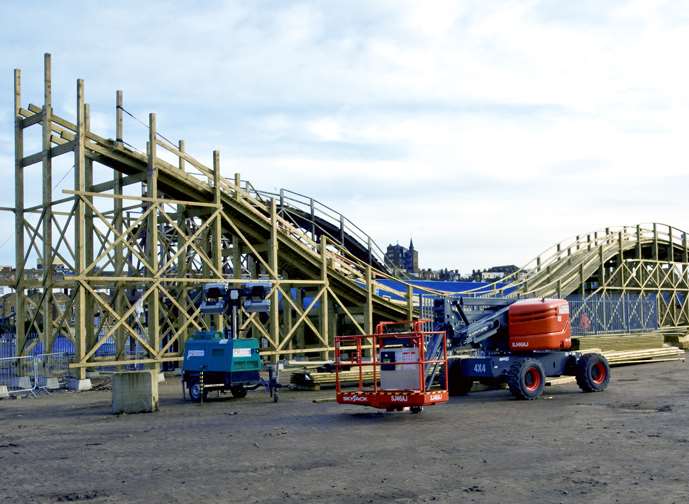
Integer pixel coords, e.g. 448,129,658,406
434,297,610,399
181,283,280,402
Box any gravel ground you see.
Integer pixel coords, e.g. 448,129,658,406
1,358,688,504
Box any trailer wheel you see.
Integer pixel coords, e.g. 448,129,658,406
448,362,473,396
410,406,423,414
507,360,545,400
189,381,207,402
576,354,610,392
230,386,247,398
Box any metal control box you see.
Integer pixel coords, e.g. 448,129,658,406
380,347,420,390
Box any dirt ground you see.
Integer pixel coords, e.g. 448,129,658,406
1,359,688,504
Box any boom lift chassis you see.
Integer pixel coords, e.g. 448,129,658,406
435,297,610,400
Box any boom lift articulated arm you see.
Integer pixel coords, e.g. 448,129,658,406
434,297,515,349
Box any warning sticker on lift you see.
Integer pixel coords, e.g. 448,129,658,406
232,348,252,358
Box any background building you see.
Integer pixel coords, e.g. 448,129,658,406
385,239,419,275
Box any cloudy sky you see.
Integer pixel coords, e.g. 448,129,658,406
1,1,689,272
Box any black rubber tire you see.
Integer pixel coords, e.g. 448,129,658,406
448,362,474,396
410,406,423,414
230,386,247,398
575,353,610,392
507,359,545,400
188,381,207,402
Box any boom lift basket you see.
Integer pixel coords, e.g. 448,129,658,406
335,320,449,411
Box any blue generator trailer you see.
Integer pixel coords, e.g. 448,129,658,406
181,283,280,402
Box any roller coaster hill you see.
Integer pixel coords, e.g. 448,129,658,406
3,54,688,378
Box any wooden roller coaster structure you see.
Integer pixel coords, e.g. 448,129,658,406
5,54,689,377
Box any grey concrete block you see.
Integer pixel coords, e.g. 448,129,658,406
13,376,32,390
46,377,61,390
112,370,159,414
0,385,9,399
68,378,93,391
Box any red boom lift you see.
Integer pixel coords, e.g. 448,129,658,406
335,297,610,411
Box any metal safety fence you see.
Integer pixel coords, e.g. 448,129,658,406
417,292,658,338
568,292,658,336
0,352,72,396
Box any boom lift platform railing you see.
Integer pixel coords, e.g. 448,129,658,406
335,320,448,413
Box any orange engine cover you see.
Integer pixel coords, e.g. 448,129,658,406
508,299,572,351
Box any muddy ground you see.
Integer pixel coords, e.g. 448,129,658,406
1,359,688,504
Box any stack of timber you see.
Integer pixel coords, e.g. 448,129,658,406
656,326,689,348
678,335,689,351
602,346,685,366
572,332,664,352
290,365,375,390
573,330,687,365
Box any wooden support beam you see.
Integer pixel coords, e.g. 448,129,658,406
21,110,44,128
282,272,293,350
75,79,87,379
89,172,146,194
14,68,26,354
113,131,125,357
147,112,160,372
653,223,659,260
42,53,53,355
407,284,414,321
212,150,224,332
175,201,188,352
269,199,279,359
365,265,373,334
116,90,123,143
295,287,305,348
84,103,95,352
234,172,241,202
22,140,76,166
579,263,585,298
320,235,329,360
636,225,642,259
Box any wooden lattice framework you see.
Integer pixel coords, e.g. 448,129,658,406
7,54,423,377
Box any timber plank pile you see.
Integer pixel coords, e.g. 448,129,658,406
574,330,686,365
602,346,685,366
573,332,664,351
289,365,375,390
679,336,689,350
